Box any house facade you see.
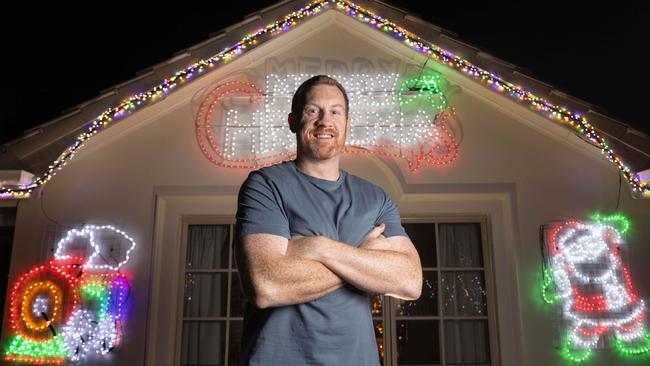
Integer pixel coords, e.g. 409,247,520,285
1,1,649,365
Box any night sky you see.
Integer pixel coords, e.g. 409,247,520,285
2,2,649,146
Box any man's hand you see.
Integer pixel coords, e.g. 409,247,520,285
360,223,392,251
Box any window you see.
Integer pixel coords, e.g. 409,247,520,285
178,217,497,366
376,219,497,366
179,223,243,366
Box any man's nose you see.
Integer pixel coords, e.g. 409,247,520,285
316,111,335,128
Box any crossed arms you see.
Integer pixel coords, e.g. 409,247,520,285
235,223,423,309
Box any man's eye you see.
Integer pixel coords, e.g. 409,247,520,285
305,108,317,115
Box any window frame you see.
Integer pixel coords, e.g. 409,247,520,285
175,216,237,366
384,215,500,366
173,215,500,366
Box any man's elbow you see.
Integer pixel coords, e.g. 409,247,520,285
402,273,423,301
252,295,272,309
407,256,423,300
237,271,274,309
406,281,422,301
387,278,422,301
249,282,279,309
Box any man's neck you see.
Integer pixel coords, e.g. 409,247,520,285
294,156,341,181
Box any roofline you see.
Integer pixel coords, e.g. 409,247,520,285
5,0,645,151
2,0,648,198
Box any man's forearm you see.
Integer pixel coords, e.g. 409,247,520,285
317,237,421,300
266,255,345,307
242,253,344,308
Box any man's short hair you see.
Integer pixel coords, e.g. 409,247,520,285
290,75,350,118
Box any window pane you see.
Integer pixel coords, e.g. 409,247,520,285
403,223,436,267
230,272,247,317
395,271,437,316
439,223,483,268
228,320,242,366
441,271,487,316
373,319,386,365
232,243,239,270
396,320,440,365
444,320,490,364
370,294,384,316
187,225,230,269
184,273,229,317
181,321,226,365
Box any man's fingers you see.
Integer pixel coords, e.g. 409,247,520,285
368,223,385,237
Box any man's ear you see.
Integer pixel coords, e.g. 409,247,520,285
345,116,351,135
288,113,298,134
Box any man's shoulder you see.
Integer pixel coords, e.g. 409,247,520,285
247,160,295,181
345,171,386,195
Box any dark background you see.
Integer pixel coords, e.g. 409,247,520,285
2,2,648,145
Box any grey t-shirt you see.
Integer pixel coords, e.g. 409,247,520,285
235,160,408,366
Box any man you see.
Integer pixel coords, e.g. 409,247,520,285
234,75,422,365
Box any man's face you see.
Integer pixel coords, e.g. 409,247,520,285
291,84,350,161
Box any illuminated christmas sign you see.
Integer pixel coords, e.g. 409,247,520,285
542,214,650,362
195,72,458,170
4,225,135,364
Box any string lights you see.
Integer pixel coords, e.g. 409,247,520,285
542,214,650,362
4,225,134,364
53,225,136,271
397,73,447,112
1,0,647,199
195,73,458,171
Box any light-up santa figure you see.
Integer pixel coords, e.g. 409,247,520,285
543,215,650,362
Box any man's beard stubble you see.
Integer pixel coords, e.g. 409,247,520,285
298,129,345,160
